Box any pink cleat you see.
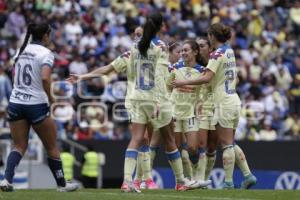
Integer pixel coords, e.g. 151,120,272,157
175,183,189,191
144,178,159,189
133,179,141,190
121,181,141,193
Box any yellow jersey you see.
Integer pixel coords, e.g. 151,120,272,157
167,63,203,119
207,44,241,107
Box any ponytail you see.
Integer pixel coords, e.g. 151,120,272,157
14,23,34,65
14,23,51,65
138,12,163,57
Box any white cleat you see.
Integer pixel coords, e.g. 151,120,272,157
0,179,13,192
57,182,79,192
194,179,212,188
182,178,200,190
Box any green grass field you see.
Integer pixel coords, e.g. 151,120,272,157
0,189,300,200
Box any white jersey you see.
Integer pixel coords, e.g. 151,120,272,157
10,43,54,105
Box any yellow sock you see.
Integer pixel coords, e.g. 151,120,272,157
222,145,235,183
192,162,199,180
197,153,207,181
234,144,251,177
150,146,159,169
205,151,216,180
181,149,192,180
124,149,138,182
142,151,152,180
134,152,143,181
166,149,184,183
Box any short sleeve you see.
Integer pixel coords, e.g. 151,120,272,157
207,51,223,74
111,51,130,73
41,53,55,68
157,49,169,67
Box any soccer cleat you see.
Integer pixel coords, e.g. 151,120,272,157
194,179,212,188
121,181,141,193
0,179,13,192
220,181,235,189
175,178,211,191
241,174,257,189
175,183,190,191
140,181,146,189
57,182,79,192
144,178,159,189
133,179,141,190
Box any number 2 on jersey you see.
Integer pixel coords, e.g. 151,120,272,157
224,69,235,94
16,64,32,86
136,63,155,90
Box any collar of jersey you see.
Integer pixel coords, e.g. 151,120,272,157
31,40,44,46
151,36,160,45
216,43,231,53
173,61,204,72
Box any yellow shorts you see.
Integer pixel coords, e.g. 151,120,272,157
174,117,199,133
197,107,216,131
131,100,172,131
125,100,133,121
211,105,241,129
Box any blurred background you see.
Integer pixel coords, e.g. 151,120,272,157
0,0,300,190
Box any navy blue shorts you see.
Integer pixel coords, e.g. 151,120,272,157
7,102,50,124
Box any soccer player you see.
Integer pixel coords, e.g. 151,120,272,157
172,23,243,188
169,43,194,180
197,37,257,189
196,37,219,182
167,39,206,181
0,23,79,192
149,41,194,180
67,12,211,192
131,26,158,190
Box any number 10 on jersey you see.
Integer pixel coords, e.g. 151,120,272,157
135,62,155,90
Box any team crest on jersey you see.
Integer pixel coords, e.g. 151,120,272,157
121,51,130,58
185,71,192,78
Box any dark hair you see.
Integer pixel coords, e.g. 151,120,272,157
183,39,201,64
197,36,211,47
138,12,163,57
197,37,211,66
168,41,180,53
207,23,231,43
14,23,51,65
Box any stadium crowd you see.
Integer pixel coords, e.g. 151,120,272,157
0,0,300,141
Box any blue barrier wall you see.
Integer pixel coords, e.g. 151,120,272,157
153,168,300,189
73,140,300,188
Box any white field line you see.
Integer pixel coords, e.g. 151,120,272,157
86,192,261,200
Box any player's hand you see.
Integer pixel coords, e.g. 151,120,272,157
66,74,81,84
172,79,186,88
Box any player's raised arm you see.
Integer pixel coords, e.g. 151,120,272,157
66,64,116,83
